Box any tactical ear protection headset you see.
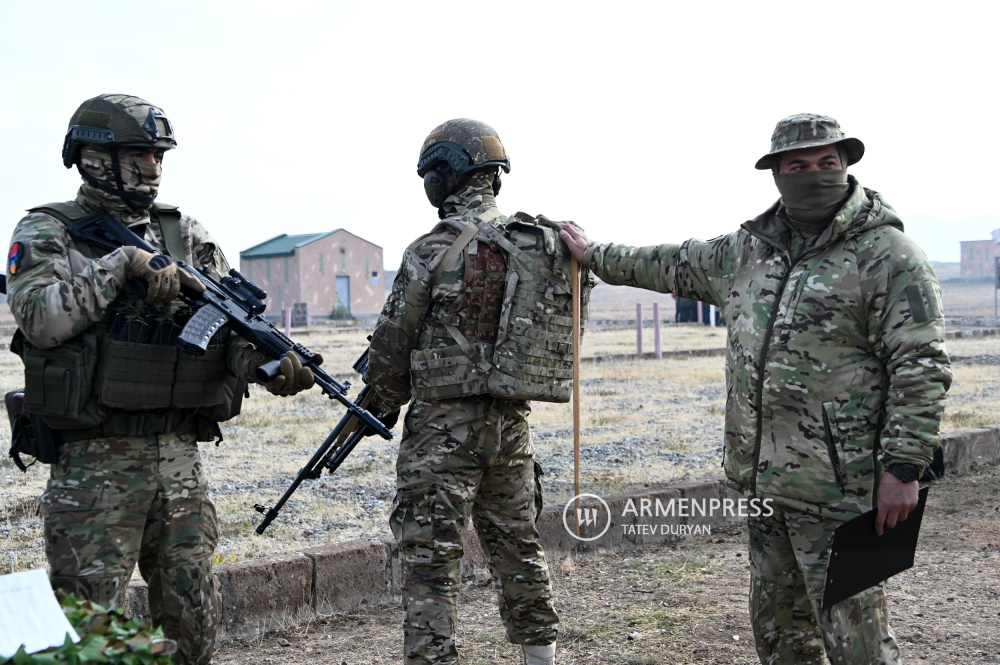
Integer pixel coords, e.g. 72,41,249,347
416,120,511,209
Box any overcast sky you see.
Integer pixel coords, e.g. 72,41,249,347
1,1,997,270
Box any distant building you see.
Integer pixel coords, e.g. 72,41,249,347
960,231,1000,279
240,230,384,318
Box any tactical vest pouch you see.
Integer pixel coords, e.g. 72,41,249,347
96,338,178,410
174,344,228,408
410,343,492,400
18,330,105,429
5,389,59,471
197,373,248,424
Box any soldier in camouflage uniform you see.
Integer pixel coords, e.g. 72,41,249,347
560,114,952,665
5,94,315,665
367,119,559,665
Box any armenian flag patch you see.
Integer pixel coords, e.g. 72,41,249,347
8,242,22,275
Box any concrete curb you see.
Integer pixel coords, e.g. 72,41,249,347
123,424,1000,641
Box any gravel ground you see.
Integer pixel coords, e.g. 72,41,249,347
214,464,1000,665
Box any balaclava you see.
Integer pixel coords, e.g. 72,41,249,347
77,145,162,222
773,144,851,234
439,169,498,219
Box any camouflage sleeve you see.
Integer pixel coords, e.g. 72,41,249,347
863,231,953,472
367,232,452,410
583,232,740,306
6,212,129,349
184,214,231,280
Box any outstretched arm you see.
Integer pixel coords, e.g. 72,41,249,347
560,224,735,307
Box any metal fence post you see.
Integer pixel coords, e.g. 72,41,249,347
653,302,661,359
283,307,291,338
636,303,643,355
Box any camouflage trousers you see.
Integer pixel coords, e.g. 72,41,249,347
748,505,900,665
390,396,559,665
41,431,219,665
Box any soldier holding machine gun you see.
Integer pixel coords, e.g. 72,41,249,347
3,94,394,665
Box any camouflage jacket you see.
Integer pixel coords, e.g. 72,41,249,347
584,177,952,517
368,177,507,410
6,189,260,379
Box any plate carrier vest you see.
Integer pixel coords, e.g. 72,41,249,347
10,201,245,442
409,210,592,403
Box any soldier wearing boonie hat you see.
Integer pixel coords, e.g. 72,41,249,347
559,114,951,664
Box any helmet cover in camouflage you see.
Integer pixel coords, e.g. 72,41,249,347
754,113,864,170
62,94,177,168
417,118,510,177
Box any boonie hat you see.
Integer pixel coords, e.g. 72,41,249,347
755,113,864,170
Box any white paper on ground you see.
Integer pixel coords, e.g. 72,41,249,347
0,569,80,657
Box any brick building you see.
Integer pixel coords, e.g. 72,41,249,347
960,233,1000,279
239,229,384,318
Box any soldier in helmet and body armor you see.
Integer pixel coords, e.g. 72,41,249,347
5,94,316,665
368,119,585,665
560,114,952,665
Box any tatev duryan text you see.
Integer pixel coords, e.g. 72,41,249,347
618,497,774,537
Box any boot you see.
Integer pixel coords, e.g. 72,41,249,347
522,642,556,665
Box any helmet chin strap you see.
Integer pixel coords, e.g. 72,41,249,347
78,146,156,210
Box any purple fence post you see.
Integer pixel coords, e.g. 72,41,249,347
653,302,661,359
636,302,643,355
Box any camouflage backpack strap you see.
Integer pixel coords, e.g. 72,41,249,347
429,207,504,282
430,222,480,282
151,203,185,261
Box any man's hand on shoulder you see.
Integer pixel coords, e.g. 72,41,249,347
874,471,920,536
559,224,590,263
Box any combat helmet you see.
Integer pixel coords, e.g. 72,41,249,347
755,114,864,170
417,118,510,178
62,94,177,169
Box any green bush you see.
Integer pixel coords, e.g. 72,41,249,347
3,594,175,665
331,300,350,320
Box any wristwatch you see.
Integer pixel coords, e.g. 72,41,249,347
886,463,920,483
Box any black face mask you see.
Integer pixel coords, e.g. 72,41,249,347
773,169,850,233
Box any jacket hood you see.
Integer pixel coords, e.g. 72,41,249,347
743,175,903,255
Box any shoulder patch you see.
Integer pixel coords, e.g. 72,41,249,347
8,242,24,275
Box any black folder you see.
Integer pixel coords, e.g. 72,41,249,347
822,486,929,609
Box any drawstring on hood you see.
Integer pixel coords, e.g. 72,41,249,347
77,145,162,221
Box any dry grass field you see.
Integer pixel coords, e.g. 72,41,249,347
3,281,1000,577
216,464,1000,665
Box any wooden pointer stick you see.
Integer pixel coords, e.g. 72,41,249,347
572,255,582,537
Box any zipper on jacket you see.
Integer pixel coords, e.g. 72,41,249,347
746,235,836,492
822,403,847,493
748,259,792,493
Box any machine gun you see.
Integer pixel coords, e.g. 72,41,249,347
64,212,394,448
253,348,384,534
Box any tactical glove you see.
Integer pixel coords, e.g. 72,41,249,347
361,393,400,438
121,246,207,304
261,351,316,396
